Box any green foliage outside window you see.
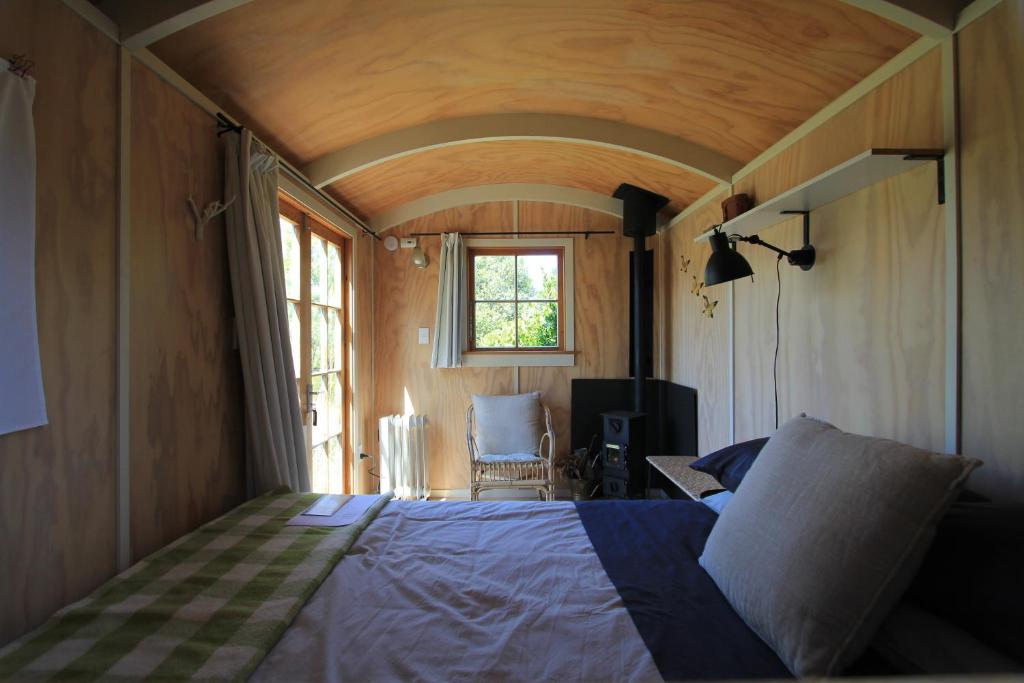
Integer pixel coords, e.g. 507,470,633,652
473,252,559,349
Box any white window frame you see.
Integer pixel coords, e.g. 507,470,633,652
462,237,575,368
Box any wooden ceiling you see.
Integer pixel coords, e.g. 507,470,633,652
144,0,918,224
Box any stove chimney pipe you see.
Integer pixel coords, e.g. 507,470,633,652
612,183,669,414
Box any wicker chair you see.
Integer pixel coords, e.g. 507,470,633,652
467,402,555,501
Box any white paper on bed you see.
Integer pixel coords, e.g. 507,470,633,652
286,494,381,527
0,63,47,437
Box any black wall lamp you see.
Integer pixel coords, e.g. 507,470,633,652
704,211,816,286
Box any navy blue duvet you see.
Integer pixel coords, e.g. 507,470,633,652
575,500,791,681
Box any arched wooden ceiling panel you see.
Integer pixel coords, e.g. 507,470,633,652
303,114,743,187
151,0,916,167
370,185,633,232
325,140,719,218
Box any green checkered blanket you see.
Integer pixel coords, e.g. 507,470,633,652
0,491,391,682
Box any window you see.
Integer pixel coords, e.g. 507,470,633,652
279,195,350,493
462,238,575,367
469,247,563,350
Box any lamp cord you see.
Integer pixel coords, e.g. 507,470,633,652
774,255,782,430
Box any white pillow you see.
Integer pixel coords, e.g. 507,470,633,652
472,392,543,456
699,416,980,676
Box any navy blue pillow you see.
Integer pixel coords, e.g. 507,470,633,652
906,502,1024,665
688,437,769,492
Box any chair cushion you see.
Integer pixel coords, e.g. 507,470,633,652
479,453,543,464
699,416,980,677
472,392,542,456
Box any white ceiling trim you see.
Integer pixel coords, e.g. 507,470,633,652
954,0,1005,30
837,0,1003,38
60,0,119,41
121,1,253,50
370,184,633,232
304,114,743,189
837,0,959,38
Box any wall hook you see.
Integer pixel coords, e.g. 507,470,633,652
188,196,235,241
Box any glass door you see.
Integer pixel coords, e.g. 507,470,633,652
279,194,350,493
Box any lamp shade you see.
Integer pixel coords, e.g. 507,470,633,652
704,230,753,286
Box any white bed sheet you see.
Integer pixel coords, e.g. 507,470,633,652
253,500,661,683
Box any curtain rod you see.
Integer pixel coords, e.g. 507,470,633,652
214,114,381,241
410,230,616,238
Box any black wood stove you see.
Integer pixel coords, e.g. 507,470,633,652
601,183,669,498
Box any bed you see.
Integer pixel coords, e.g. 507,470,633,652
1,416,1010,682
253,499,789,682
0,492,787,682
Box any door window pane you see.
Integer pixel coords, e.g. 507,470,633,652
328,372,343,437
287,301,301,378
311,234,327,304
312,305,327,373
311,443,328,493
327,437,343,494
327,308,341,371
280,218,301,300
328,243,342,308
474,302,516,348
312,374,326,446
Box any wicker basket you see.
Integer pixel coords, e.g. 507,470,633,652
570,478,595,501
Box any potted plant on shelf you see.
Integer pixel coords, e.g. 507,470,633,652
557,446,602,501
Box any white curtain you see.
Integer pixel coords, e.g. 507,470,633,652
0,63,47,436
379,415,429,499
224,131,310,495
430,232,466,368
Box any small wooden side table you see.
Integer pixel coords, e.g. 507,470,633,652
646,455,725,501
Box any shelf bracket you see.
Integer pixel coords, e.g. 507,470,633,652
903,153,946,205
780,210,812,248
739,210,816,271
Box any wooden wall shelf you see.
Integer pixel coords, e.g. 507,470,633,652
695,148,945,242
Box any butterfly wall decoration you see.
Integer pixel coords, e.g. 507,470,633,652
691,275,704,296
680,256,691,273
702,295,719,319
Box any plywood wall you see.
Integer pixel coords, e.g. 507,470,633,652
733,164,945,449
662,48,947,458
0,0,251,646
959,0,1024,502
656,191,732,457
662,23,1024,506
0,0,118,646
128,61,245,560
373,202,632,492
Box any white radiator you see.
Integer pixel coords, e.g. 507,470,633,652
378,415,429,499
